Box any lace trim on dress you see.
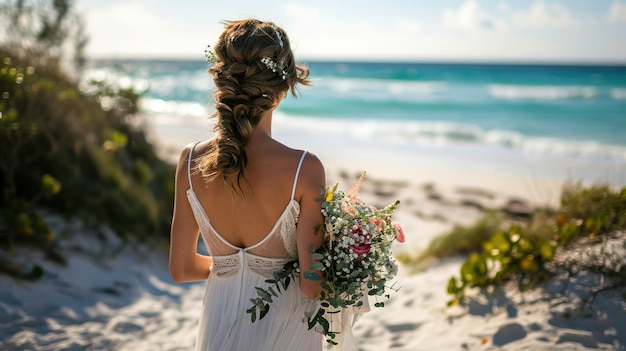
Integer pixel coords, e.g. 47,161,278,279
278,202,299,258
247,255,293,278
211,253,241,279
211,254,294,280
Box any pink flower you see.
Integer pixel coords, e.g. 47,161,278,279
350,243,371,255
349,225,371,255
392,222,405,243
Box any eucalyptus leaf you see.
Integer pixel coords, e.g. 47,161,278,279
247,306,257,323
284,276,291,289
255,287,273,303
259,304,270,320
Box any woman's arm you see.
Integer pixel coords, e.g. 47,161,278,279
169,144,212,283
295,153,326,300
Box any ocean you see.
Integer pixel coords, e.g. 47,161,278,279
86,60,626,186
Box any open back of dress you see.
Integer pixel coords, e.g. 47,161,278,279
186,142,322,351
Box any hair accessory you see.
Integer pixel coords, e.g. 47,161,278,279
260,57,287,80
273,27,284,48
204,45,220,64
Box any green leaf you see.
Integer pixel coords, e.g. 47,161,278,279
247,306,257,323
368,288,380,296
259,304,270,320
284,276,291,289
307,308,325,330
446,298,459,307
312,252,325,260
316,312,330,332
446,276,459,295
255,287,273,303
41,174,61,196
490,231,511,255
540,240,556,261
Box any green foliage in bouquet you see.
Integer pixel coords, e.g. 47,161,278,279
246,261,299,323
316,180,400,310
248,173,403,345
446,184,626,305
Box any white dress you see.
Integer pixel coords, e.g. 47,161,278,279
186,143,323,351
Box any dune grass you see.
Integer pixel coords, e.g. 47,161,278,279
397,211,505,271
434,183,626,305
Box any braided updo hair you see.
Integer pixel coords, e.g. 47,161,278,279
198,19,310,194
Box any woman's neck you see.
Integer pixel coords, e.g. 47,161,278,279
251,109,274,139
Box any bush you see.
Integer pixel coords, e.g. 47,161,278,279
397,212,504,271
0,1,176,277
0,50,175,245
445,184,626,305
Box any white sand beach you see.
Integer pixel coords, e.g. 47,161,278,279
1,116,625,351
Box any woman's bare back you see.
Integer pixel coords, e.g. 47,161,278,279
189,137,309,249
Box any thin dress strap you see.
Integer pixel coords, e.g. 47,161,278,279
291,151,308,200
187,141,200,191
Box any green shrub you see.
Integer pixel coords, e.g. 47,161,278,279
446,184,626,305
0,49,175,264
398,212,504,271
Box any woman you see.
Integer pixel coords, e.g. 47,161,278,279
169,19,325,350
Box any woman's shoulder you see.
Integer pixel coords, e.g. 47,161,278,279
276,144,324,177
301,151,324,176
176,139,215,164
174,139,216,181
289,149,325,196
273,141,322,168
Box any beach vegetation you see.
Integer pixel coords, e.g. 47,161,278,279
444,183,626,306
396,211,505,270
0,0,175,279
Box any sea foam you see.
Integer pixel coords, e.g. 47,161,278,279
273,113,626,162
487,84,597,100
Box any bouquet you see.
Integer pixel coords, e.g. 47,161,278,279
247,172,404,344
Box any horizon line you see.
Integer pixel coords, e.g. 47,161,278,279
89,55,626,67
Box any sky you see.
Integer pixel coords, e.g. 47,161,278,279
77,0,626,63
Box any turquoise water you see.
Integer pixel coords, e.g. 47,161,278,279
286,62,626,146
87,60,626,184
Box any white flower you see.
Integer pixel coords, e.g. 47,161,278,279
260,57,287,80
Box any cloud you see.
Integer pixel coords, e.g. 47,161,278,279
513,2,573,28
284,3,321,21
396,20,421,34
75,0,626,63
81,1,203,58
442,0,496,31
607,1,626,23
